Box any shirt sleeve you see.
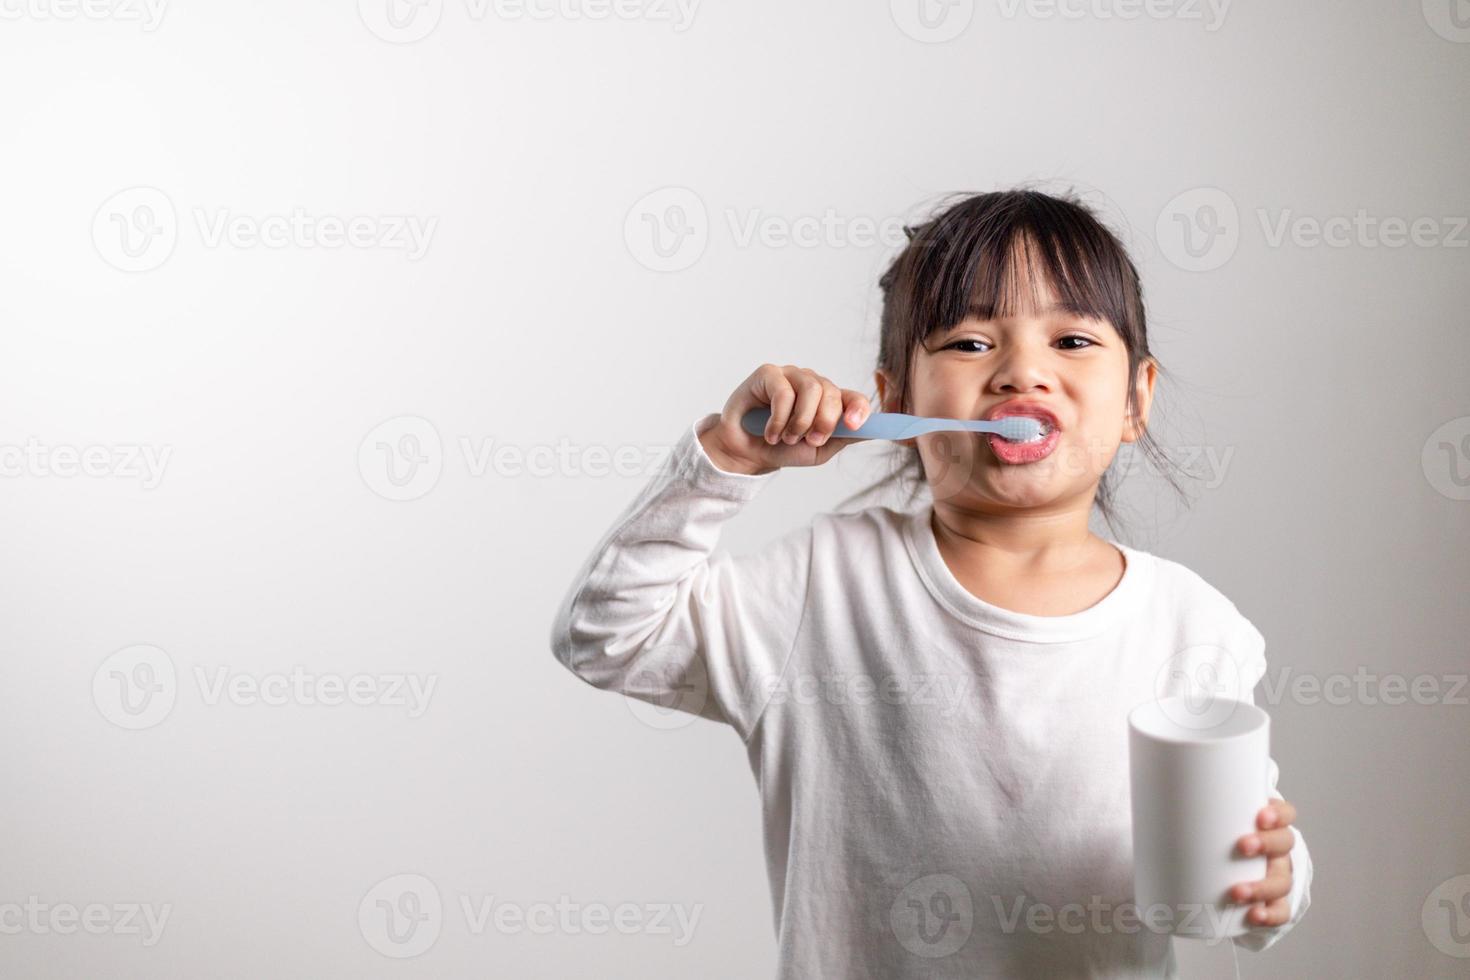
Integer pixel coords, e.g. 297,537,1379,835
1230,615,1314,953
548,412,811,743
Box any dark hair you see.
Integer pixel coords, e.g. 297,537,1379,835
836,186,1183,533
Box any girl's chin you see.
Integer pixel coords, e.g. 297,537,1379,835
927,474,1063,511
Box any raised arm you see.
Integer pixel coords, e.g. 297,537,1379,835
550,365,872,741
549,412,812,741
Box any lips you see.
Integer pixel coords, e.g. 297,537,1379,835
983,401,1062,464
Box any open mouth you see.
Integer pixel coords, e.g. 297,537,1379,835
984,403,1062,463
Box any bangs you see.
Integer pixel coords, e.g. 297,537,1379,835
911,194,1132,342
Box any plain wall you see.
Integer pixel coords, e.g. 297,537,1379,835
1,1,1467,976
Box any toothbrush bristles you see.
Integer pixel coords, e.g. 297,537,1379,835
998,417,1047,443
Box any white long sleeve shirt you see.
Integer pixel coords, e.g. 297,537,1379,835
550,412,1313,979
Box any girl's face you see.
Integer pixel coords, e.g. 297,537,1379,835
879,253,1156,515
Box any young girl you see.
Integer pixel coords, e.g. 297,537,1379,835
550,188,1312,978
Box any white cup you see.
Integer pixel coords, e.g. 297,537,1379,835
1128,695,1270,942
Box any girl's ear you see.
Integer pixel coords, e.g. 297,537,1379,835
1122,357,1158,444
873,369,898,413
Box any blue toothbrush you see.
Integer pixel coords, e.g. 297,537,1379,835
740,407,1046,443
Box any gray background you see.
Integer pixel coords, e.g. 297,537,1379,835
2,0,1468,977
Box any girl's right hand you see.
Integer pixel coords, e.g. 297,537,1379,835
698,364,872,476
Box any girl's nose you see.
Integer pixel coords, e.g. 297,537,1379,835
988,348,1053,393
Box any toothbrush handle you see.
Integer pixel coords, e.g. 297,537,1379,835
736,408,1041,442
741,406,862,439
739,407,932,441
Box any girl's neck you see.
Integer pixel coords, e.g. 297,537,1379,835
930,498,1100,561
929,501,1125,615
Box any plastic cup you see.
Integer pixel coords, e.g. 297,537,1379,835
1128,695,1270,942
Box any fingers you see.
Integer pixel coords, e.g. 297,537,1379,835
752,364,796,445
1258,799,1297,831
801,382,875,448
779,369,828,445
1248,895,1291,926
809,383,845,446
1231,853,1292,904
1238,826,1293,859
841,390,871,431
1218,799,1303,929
804,391,871,467
747,364,869,448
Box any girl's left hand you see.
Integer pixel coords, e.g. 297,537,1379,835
1230,798,1297,926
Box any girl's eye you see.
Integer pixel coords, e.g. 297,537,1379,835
940,336,1095,353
